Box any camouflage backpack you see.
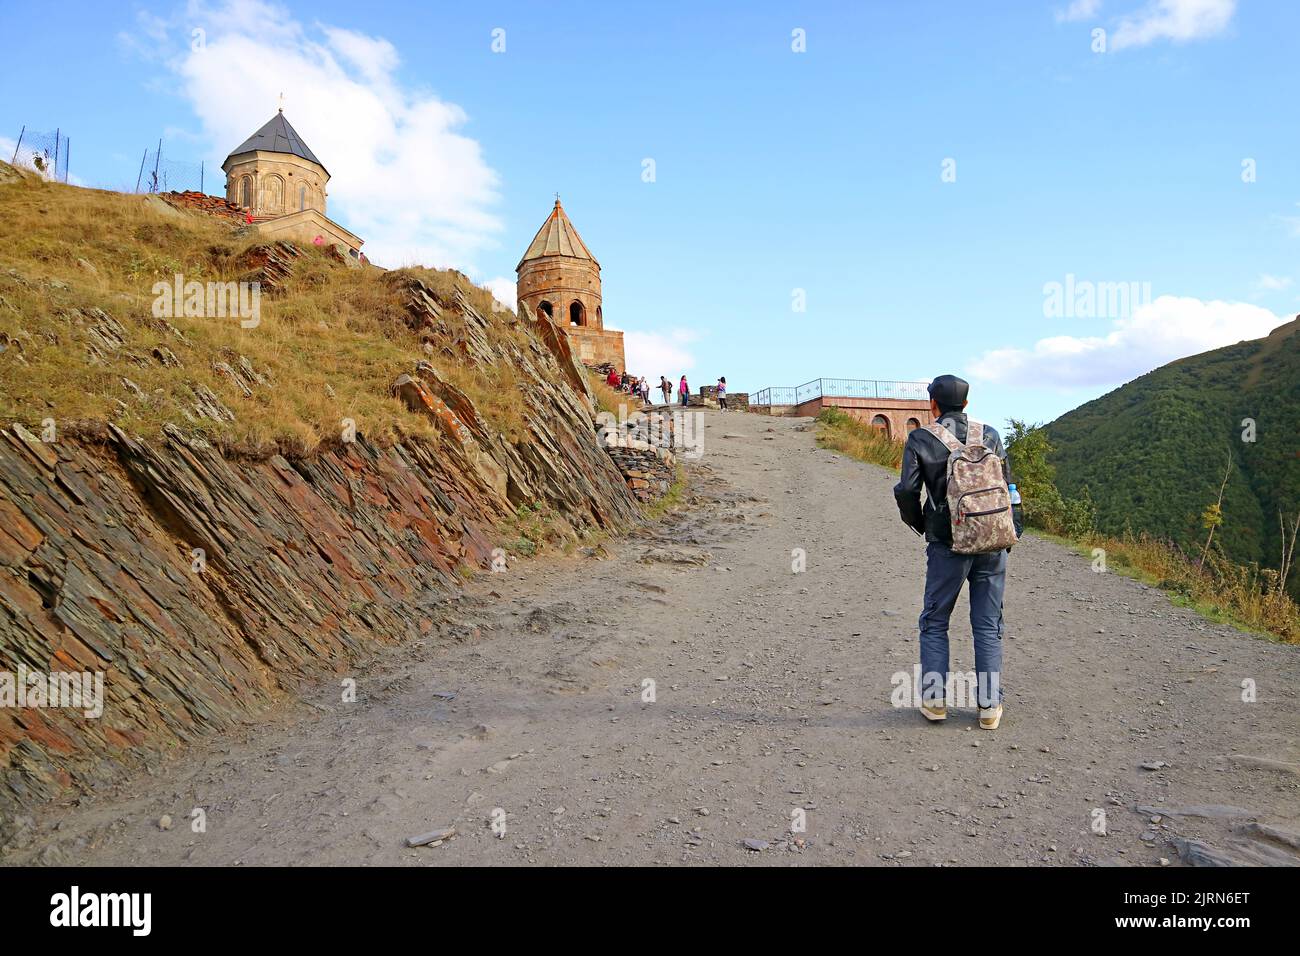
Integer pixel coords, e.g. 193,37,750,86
924,418,1018,554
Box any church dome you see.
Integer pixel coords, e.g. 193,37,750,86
516,198,599,269
222,111,328,176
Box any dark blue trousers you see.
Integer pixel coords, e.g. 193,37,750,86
918,541,1006,709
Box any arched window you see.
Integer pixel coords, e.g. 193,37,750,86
906,417,921,433
569,301,586,327
871,415,891,439
537,300,554,320
261,175,283,214
240,175,253,210
299,185,306,211
595,305,603,327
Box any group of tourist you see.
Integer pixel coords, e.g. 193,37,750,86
605,368,653,404
604,369,730,410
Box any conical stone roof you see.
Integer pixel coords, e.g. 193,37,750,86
517,198,598,269
224,111,327,175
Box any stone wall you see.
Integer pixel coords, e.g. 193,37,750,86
0,279,642,832
224,150,327,219
787,396,929,440
570,327,626,371
252,208,362,257
697,386,749,410
603,444,676,503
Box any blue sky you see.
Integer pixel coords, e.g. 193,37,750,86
2,0,1296,430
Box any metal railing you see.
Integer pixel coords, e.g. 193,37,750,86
752,387,796,406
754,378,929,406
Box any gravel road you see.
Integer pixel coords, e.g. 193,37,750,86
13,410,1300,866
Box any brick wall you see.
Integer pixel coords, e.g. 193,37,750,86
790,396,930,440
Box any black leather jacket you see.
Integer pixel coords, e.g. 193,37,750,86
893,413,1023,546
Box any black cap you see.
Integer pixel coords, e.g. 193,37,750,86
927,374,969,412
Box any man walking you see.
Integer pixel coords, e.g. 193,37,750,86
893,375,1021,730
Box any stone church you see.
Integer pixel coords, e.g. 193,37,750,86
222,111,363,257
516,198,625,372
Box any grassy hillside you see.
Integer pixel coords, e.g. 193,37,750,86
0,163,528,455
1044,318,1300,594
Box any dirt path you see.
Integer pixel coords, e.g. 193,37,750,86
14,411,1300,866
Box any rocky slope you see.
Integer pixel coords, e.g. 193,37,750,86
0,270,644,833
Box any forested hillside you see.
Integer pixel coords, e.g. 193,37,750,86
1045,317,1300,595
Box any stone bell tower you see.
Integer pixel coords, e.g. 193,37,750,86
516,197,626,371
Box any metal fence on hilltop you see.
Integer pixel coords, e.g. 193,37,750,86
133,140,207,194
8,126,70,182
752,387,797,406
753,378,929,407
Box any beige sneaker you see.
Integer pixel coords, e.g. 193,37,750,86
978,704,1004,730
920,700,947,722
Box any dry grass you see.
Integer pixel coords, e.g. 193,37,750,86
0,169,521,454
394,266,535,443
589,374,638,418
1061,530,1300,645
814,406,904,471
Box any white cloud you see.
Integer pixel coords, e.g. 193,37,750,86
1254,274,1292,293
1057,0,1102,23
969,295,1289,388
1110,0,1236,50
168,0,501,270
1276,202,1300,238
480,276,517,313
115,9,172,60
623,329,700,378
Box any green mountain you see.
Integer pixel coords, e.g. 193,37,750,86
1044,317,1300,591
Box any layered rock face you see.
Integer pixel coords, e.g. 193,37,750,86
0,278,641,830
